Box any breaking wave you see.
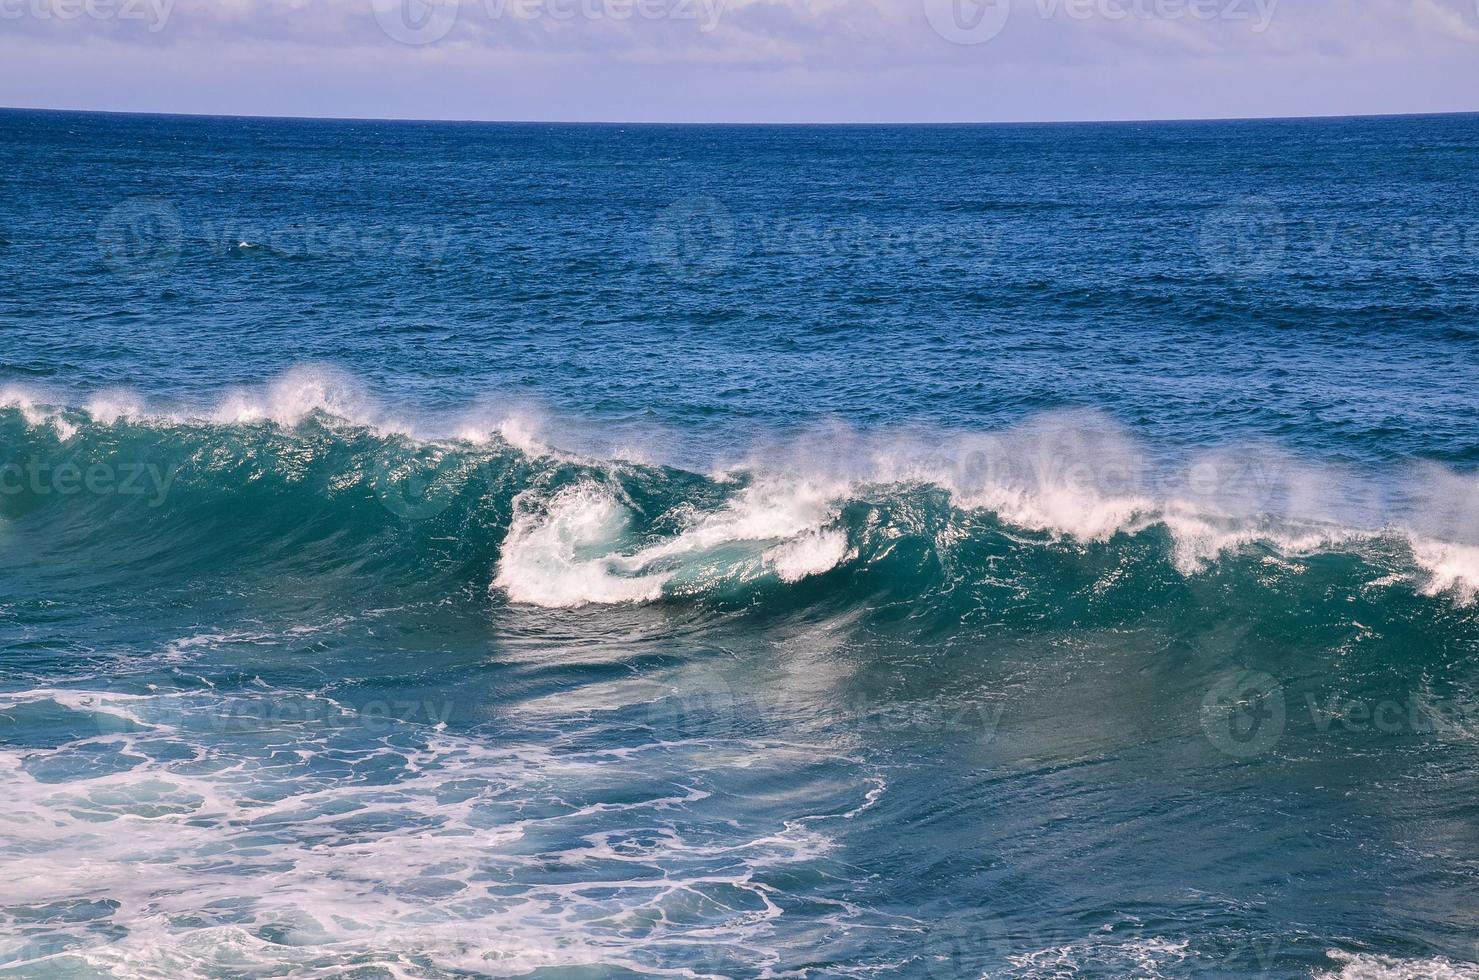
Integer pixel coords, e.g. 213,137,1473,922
2,368,1476,617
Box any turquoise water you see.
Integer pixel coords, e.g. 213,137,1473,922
0,108,1477,978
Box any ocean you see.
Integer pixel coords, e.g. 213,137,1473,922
0,108,1477,978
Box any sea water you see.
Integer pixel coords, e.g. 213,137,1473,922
1,109,1477,978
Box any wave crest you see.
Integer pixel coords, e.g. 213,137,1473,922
2,370,1475,612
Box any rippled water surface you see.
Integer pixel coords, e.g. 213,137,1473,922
0,109,1477,979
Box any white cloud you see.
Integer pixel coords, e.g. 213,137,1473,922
1,0,1476,119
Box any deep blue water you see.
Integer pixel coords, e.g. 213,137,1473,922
0,108,1477,979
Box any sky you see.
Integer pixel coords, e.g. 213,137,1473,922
1,0,1478,122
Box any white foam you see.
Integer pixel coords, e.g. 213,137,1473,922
1010,936,1192,979
4,368,411,437
0,683,882,979
1412,539,1479,606
1318,950,1479,979
1154,504,1373,575
633,478,843,563
494,482,670,607
710,413,1478,606
493,412,551,455
145,369,565,452
84,390,148,425
452,407,555,455
494,478,848,608
764,528,850,583
475,408,1479,609
0,688,160,730
0,386,77,439
208,365,383,429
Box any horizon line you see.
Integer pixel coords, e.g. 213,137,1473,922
4,104,1478,128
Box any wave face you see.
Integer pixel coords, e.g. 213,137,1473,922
3,110,1479,979
2,380,1475,621
3,379,1479,979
